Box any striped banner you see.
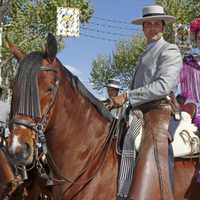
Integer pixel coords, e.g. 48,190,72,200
56,7,79,37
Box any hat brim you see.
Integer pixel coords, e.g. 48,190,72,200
131,15,176,25
104,84,121,89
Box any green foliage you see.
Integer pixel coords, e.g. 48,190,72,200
90,35,146,93
156,0,200,42
0,0,94,99
90,54,113,93
156,0,200,24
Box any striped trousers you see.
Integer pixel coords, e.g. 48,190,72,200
118,110,144,198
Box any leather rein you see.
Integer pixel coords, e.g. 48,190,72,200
9,65,117,198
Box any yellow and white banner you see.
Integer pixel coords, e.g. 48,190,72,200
56,7,79,37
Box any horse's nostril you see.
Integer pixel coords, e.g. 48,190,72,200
23,143,31,156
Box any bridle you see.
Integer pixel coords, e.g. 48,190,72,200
10,66,59,155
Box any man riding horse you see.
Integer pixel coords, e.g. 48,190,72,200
109,5,182,200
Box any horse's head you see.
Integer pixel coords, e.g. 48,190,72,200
7,33,59,165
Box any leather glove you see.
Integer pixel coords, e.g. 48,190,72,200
108,93,128,109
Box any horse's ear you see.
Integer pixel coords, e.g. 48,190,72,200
6,36,26,61
45,33,57,62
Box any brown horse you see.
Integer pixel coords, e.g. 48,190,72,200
6,33,200,200
0,144,50,199
0,149,24,199
0,125,25,199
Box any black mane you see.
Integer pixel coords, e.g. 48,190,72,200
58,59,113,122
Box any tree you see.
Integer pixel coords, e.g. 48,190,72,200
156,0,200,23
156,0,200,42
112,36,146,89
91,54,113,93
0,0,94,99
90,35,146,93
0,0,13,20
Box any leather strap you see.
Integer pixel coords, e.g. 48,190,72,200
154,130,174,200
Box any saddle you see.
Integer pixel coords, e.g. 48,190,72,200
116,102,198,156
181,102,196,120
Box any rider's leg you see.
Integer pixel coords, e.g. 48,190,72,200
128,106,174,200
117,110,143,198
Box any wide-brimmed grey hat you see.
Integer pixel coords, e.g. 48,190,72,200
132,5,176,25
105,79,121,89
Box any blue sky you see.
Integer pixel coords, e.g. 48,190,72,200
57,0,154,98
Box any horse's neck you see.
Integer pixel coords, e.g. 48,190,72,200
44,80,119,197
46,94,112,184
47,88,111,156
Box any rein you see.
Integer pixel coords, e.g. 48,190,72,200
179,130,200,159
59,118,117,200
27,117,116,200
47,117,117,185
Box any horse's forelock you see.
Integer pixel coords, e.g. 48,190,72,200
12,52,44,119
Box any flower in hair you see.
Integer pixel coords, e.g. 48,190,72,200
190,18,200,33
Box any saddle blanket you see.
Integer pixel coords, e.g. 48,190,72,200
134,112,199,157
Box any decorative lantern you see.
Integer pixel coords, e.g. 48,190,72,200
56,7,79,37
175,24,191,49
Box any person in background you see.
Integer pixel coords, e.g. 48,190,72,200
180,18,200,128
102,78,122,119
109,5,182,200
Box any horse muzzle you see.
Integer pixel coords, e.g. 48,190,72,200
8,142,33,166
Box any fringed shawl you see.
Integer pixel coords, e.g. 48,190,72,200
180,55,200,103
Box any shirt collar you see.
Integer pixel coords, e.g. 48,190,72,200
146,37,164,51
